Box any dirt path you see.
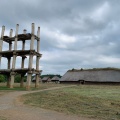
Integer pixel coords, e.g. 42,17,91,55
0,86,96,120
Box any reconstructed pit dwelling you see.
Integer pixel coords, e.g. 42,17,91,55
0,23,42,90
60,68,120,84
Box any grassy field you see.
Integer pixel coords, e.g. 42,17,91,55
0,116,6,120
22,85,120,120
0,82,65,91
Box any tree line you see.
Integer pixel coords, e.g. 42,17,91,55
0,74,62,83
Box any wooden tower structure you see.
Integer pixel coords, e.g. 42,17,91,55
0,23,42,90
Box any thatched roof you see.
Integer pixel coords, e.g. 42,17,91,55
42,76,50,81
60,68,120,82
69,67,120,72
32,76,41,82
51,76,60,81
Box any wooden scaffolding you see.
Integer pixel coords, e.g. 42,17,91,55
0,23,42,90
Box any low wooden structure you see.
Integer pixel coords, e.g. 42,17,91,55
41,76,51,83
0,23,42,89
51,76,60,83
60,68,120,84
32,76,41,82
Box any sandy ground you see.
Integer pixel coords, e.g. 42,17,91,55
0,86,97,120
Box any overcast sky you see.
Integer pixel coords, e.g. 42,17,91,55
0,0,120,75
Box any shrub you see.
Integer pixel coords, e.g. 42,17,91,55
0,75,5,83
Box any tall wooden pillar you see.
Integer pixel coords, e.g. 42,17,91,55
35,56,40,88
9,29,13,51
22,29,26,50
9,72,15,88
30,23,35,50
6,75,11,87
35,27,40,88
7,57,11,87
10,24,19,88
26,71,32,90
20,73,25,88
26,23,35,90
20,56,26,88
20,29,26,88
7,29,13,87
12,24,19,69
21,29,26,68
37,27,40,53
0,26,5,68
14,24,19,50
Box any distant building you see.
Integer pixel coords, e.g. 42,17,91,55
32,76,41,82
60,68,120,84
51,76,60,83
41,76,51,83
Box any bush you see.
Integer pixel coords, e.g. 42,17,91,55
0,75,5,82
15,74,26,83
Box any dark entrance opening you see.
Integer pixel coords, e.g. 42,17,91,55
79,80,85,84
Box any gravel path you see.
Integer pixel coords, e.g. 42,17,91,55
0,86,97,120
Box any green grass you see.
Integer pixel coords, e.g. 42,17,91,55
22,85,120,120
0,83,26,91
0,116,7,120
0,86,26,91
0,82,65,91
30,83,65,91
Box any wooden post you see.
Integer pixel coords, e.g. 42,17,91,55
35,56,40,88
10,24,19,88
0,26,5,68
0,26,5,51
7,57,11,69
26,23,35,90
28,53,33,69
28,24,34,69
7,57,11,87
6,75,11,87
26,52,33,90
7,29,13,87
8,29,13,69
37,27,40,53
12,24,19,69
12,52,17,69
22,29,26,50
22,40,25,50
36,56,40,70
35,26,40,88
14,24,19,50
26,71,32,90
21,57,26,69
30,23,35,50
35,74,40,88
20,29,27,88
9,72,15,88
21,29,26,69
9,29,13,51
20,73,25,88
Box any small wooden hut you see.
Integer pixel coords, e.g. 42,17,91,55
32,76,41,82
41,76,51,83
51,76,60,83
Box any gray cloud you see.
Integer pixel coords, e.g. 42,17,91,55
0,0,120,75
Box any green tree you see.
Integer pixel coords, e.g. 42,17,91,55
15,74,21,83
0,75,5,82
15,74,26,83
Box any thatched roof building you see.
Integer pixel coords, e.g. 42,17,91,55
41,76,51,83
60,68,120,84
51,76,60,83
32,76,41,82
